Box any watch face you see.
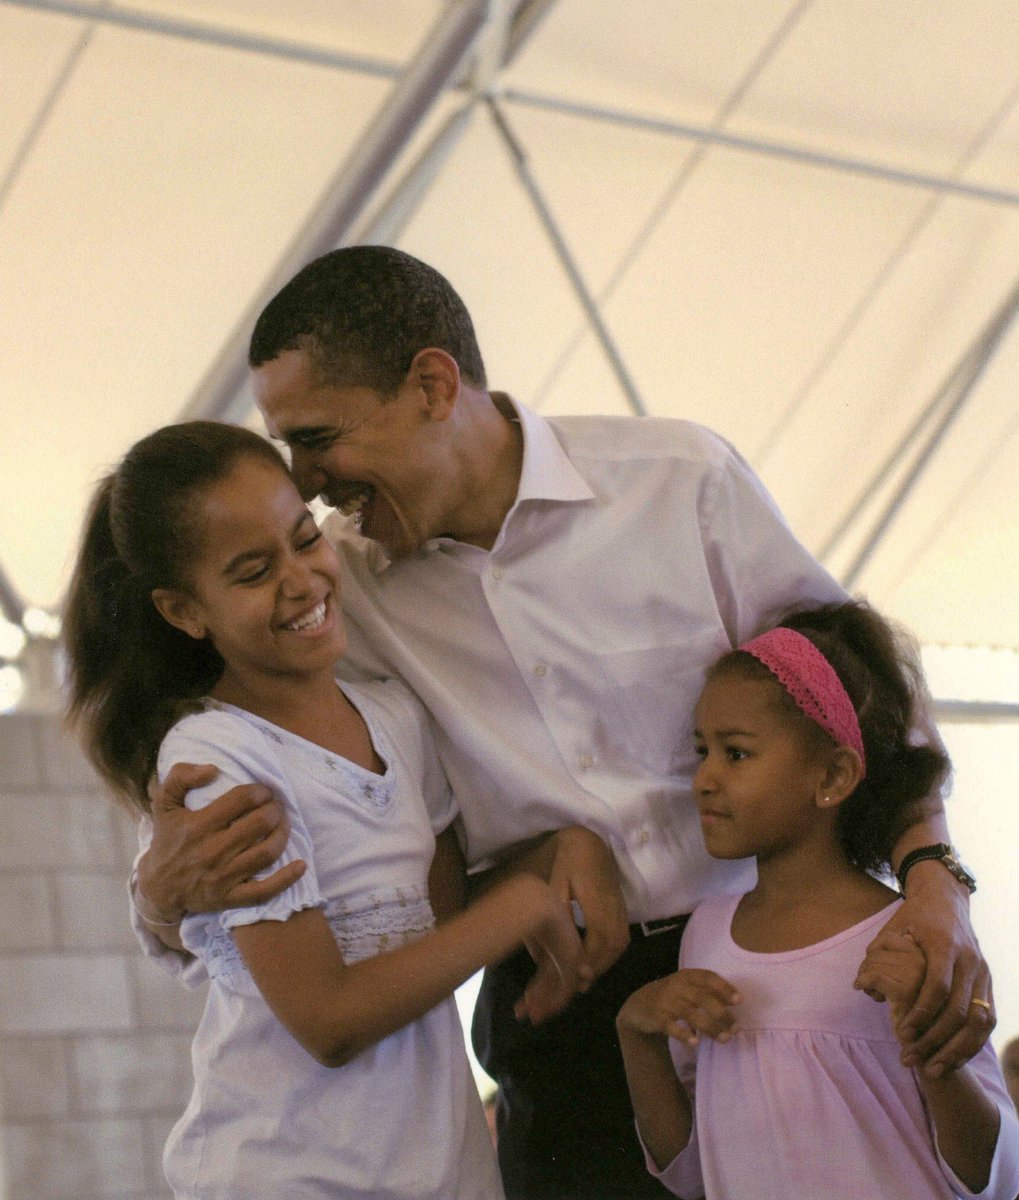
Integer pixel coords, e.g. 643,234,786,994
945,853,977,889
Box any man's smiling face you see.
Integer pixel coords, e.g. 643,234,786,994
253,347,455,559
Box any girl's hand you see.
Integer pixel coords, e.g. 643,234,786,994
514,888,586,1025
857,929,927,1035
617,969,741,1046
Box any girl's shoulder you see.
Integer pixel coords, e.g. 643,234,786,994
157,702,289,786
340,676,429,728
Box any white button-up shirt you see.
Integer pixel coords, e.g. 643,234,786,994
332,397,846,922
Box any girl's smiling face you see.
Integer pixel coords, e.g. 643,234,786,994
153,454,346,693
693,672,831,863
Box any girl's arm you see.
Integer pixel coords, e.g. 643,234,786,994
232,872,581,1067
873,930,1001,1192
427,826,468,923
919,1067,1000,1194
616,969,740,1171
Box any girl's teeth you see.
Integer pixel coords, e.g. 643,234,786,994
287,601,326,631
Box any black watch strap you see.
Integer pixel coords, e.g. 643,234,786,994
896,843,977,894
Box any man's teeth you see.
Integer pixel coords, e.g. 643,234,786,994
285,601,326,631
338,489,371,516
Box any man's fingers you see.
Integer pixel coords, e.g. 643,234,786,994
899,956,977,1057
205,830,292,895
193,783,277,833
151,762,219,809
222,860,307,909
905,964,994,1070
579,912,630,980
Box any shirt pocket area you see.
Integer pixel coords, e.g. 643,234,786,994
594,633,727,777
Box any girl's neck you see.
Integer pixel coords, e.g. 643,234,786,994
733,843,897,953
210,666,383,774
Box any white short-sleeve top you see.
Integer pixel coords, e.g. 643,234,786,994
156,678,502,1200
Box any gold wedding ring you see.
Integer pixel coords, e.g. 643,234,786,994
969,997,992,1012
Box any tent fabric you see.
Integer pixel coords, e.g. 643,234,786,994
2,0,1018,652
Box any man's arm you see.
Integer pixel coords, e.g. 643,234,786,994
136,761,306,950
855,800,991,1075
472,825,631,982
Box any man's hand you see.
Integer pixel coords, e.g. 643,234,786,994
546,827,631,982
137,762,306,920
515,891,586,1025
854,866,993,1076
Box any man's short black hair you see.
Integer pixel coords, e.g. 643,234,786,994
249,245,486,393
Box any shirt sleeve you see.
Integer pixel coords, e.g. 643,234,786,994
641,1110,704,1200
700,436,846,646
931,1041,1019,1199
157,709,324,933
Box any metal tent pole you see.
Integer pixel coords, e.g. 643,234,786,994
180,0,492,422
838,274,1019,590
487,97,648,416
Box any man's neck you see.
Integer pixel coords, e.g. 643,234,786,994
445,390,524,551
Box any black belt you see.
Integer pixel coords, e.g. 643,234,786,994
629,914,688,939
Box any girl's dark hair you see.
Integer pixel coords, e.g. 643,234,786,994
708,601,950,873
63,421,287,810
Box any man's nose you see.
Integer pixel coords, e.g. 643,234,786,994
289,448,325,501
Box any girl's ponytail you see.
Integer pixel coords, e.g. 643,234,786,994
63,421,286,809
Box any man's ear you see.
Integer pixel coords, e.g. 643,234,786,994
407,348,461,421
815,746,865,809
151,588,206,640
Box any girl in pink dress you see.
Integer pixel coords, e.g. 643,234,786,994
617,601,1019,1199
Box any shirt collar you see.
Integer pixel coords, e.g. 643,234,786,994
327,393,594,575
497,393,595,506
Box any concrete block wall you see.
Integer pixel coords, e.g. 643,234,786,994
0,712,206,1200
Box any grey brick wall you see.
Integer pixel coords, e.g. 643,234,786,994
0,713,205,1200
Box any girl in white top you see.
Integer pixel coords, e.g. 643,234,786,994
64,421,586,1200
617,602,1019,1199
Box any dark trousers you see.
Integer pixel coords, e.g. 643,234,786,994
472,918,688,1200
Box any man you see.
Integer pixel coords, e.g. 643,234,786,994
136,246,992,1200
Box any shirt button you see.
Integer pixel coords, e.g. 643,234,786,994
492,567,504,580
579,753,594,769
637,830,651,846
534,662,548,677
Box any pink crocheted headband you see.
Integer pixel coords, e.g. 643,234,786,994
738,626,867,775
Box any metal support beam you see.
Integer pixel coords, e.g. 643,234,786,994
836,274,1019,590
180,0,492,422
349,101,478,247
1,0,402,79
487,96,648,416
0,561,26,626
933,699,1019,724
351,0,557,246
9,1,1019,210
503,88,1019,212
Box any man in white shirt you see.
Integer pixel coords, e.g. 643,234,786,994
136,246,992,1200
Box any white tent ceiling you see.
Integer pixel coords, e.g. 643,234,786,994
2,0,1019,662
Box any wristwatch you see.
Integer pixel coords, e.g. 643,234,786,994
896,843,977,895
